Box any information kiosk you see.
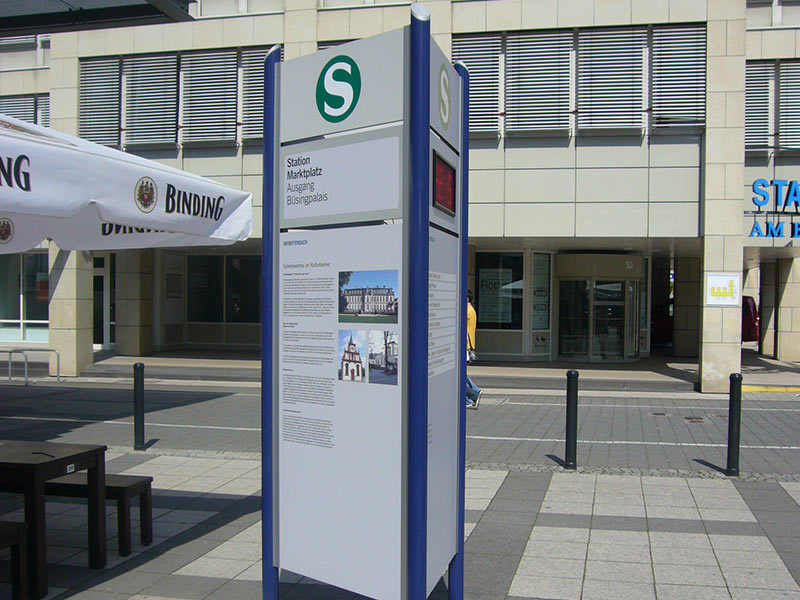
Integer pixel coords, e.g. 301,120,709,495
261,6,469,599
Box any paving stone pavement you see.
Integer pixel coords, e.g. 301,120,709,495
0,383,799,599
467,389,800,478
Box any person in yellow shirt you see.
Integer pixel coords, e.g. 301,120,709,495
466,291,481,409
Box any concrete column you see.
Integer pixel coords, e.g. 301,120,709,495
743,267,759,301
776,257,800,361
760,261,777,357
699,1,745,392
115,250,154,356
673,257,700,358
48,246,93,376
283,0,318,60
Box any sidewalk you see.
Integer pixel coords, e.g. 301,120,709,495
3,343,800,392
2,450,799,599
1,381,799,599
70,344,800,392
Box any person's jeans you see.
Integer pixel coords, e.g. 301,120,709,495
466,376,481,404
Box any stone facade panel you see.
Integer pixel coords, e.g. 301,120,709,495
746,30,762,59
761,28,796,59
452,1,486,32
669,0,707,23
134,23,166,52
350,8,383,39
521,0,558,28
383,6,411,32
487,0,522,31
595,0,632,26
285,10,317,43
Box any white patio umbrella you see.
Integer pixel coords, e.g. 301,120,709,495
0,114,252,253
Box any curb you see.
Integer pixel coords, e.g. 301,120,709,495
470,375,697,393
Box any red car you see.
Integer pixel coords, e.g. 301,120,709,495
651,296,760,345
742,295,760,342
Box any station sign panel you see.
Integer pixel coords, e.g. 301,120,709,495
262,9,468,600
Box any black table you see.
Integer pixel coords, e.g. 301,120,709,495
0,440,106,599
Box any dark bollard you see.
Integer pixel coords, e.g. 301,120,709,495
133,363,145,451
565,370,579,470
726,372,743,477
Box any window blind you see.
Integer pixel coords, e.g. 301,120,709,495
452,33,502,133
746,62,772,149
505,30,572,133
241,46,282,141
124,54,178,146
0,95,35,123
37,95,49,127
651,25,706,128
577,27,647,130
778,61,800,149
79,57,121,146
181,49,238,144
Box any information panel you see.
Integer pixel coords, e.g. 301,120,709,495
278,224,403,600
426,226,459,594
267,11,466,600
280,132,402,227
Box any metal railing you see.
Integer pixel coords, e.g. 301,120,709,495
6,348,61,385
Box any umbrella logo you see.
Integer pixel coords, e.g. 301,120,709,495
0,218,14,244
316,55,361,123
135,177,157,213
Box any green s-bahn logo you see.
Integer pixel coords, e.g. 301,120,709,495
316,55,361,123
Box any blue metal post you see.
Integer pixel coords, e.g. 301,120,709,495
448,60,469,600
261,44,281,600
409,5,431,600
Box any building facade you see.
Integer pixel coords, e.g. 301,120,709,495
343,287,397,315
341,334,364,381
1,0,799,391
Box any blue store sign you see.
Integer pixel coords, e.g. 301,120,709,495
748,179,800,238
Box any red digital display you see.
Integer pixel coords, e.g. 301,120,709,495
433,153,456,215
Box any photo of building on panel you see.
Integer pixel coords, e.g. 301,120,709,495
368,330,398,386
338,270,398,324
338,330,366,382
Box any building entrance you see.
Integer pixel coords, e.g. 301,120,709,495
555,254,643,363
92,254,115,349
558,278,640,362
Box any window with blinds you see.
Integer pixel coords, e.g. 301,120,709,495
241,46,283,142
746,62,773,150
778,61,800,150
0,94,50,126
651,25,706,128
181,50,238,145
0,35,37,48
452,33,502,134
577,27,647,130
317,40,350,50
124,54,178,146
0,95,35,122
37,95,49,127
505,30,572,133
79,57,121,147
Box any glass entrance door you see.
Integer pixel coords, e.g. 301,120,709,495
558,280,590,358
558,277,640,362
592,281,624,360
